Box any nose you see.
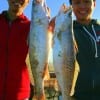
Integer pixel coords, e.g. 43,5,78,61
77,2,90,8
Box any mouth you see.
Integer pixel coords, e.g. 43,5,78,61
11,1,24,8
78,10,88,16
78,10,88,15
14,3,21,7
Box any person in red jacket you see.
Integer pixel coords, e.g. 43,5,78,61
0,0,30,100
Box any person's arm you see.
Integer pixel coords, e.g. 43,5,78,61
70,60,80,96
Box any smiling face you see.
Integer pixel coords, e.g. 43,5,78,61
72,0,96,24
7,0,29,16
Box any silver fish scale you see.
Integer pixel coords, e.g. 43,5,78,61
53,8,75,100
29,0,49,98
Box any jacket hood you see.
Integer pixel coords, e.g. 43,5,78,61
73,19,100,28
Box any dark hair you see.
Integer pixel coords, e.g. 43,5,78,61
69,0,96,5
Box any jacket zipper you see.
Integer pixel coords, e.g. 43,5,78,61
2,44,8,100
83,25,97,94
92,79,94,88
2,22,11,100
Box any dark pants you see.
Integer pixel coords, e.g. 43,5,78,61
29,84,34,100
72,94,100,100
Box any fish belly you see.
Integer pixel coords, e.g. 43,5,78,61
29,1,49,97
53,9,75,100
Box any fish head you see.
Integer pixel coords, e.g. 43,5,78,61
33,0,50,18
64,7,72,29
55,5,72,32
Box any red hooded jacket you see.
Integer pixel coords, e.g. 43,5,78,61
0,11,30,100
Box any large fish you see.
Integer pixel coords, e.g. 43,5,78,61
53,4,75,100
28,0,50,99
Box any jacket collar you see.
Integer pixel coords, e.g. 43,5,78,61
1,11,26,22
73,19,100,28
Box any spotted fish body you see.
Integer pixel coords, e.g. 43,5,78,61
29,0,49,99
53,6,75,100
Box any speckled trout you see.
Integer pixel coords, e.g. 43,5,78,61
53,5,75,100
28,0,50,99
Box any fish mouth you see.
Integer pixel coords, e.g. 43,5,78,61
34,0,43,5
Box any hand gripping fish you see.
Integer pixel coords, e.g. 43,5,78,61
28,0,50,99
53,4,75,100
